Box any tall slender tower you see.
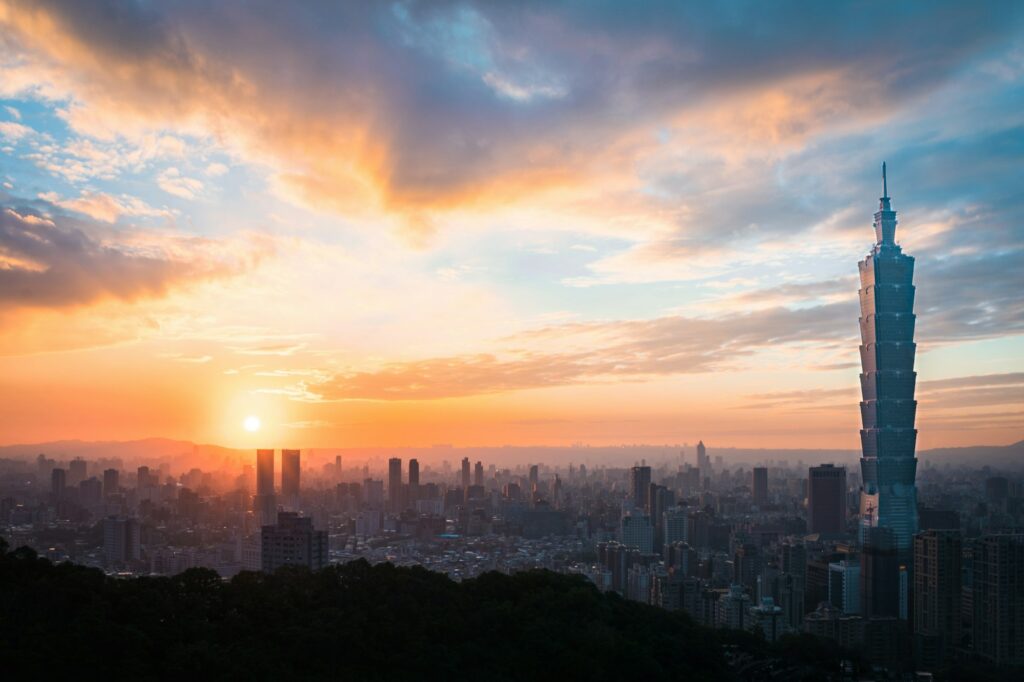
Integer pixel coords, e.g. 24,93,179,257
858,163,918,560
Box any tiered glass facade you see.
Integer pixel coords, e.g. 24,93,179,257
858,165,918,559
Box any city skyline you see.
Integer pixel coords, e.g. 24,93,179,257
0,2,1022,451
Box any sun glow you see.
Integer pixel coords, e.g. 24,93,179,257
243,415,261,432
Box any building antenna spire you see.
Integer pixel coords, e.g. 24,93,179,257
882,161,888,199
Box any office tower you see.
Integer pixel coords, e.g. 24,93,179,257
408,458,420,506
650,486,675,554
137,465,152,488
781,541,807,582
752,467,768,506
261,512,327,573
861,526,899,618
461,457,471,489
103,516,140,568
528,464,539,489
857,164,919,559
695,440,711,480
808,464,846,534
620,513,654,554
388,457,403,512
364,479,384,510
79,477,102,506
913,530,962,668
281,449,301,510
51,467,66,500
334,455,342,481
663,508,688,554
630,464,651,511
254,449,277,526
473,461,483,487
972,533,1024,666
68,457,87,486
734,543,762,595
828,560,861,615
102,468,119,497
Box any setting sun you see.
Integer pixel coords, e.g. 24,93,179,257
243,416,261,433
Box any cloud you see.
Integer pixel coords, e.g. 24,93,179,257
37,190,170,223
276,303,851,400
1,0,1018,236
157,167,203,199
0,120,34,141
0,199,259,311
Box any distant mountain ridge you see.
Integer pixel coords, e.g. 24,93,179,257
1,437,1021,469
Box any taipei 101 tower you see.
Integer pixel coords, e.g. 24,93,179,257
857,163,919,560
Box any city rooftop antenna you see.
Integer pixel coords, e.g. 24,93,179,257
882,161,888,199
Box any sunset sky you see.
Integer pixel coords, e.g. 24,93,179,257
0,1,1021,450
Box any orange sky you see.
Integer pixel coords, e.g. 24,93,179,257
0,1,1020,449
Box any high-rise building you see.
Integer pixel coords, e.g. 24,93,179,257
861,526,900,618
461,457,471,489
281,449,301,510
261,512,327,573
388,457,403,512
620,513,654,554
696,441,710,480
254,449,277,526
972,533,1024,666
102,468,119,497
103,515,140,568
79,477,102,506
256,449,274,495
913,529,962,669
473,461,483,487
808,464,846,535
752,467,768,507
857,164,919,559
50,467,66,500
828,560,861,615
408,458,420,506
68,457,87,486
137,465,153,489
630,464,651,511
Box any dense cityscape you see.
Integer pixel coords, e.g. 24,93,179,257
1,1,1022,680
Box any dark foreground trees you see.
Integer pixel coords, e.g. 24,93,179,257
1,538,725,680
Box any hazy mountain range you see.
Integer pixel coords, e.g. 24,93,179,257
1,438,1022,472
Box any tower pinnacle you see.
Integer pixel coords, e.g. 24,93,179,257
882,161,888,199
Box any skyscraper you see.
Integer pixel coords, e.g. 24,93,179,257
281,449,301,510
913,529,962,668
461,457,471,490
858,164,919,559
752,467,768,507
972,533,1024,666
473,460,484,487
254,449,277,526
68,457,87,486
630,464,651,511
388,457,403,512
808,464,846,535
50,467,66,500
408,458,420,507
696,441,710,479
861,526,900,618
102,468,119,497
